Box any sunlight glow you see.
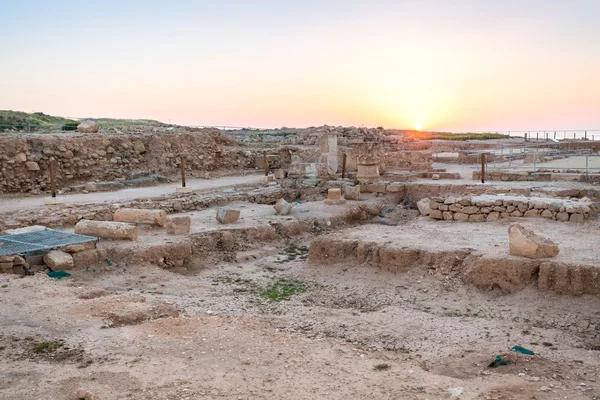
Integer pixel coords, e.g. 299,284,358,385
415,122,423,131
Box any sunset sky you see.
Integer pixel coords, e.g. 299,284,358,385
1,0,599,131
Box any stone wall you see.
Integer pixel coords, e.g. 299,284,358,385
420,195,595,223
384,150,432,171
0,129,254,194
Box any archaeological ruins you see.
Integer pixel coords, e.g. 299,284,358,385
1,123,599,399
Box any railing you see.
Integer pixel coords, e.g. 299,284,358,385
473,148,600,183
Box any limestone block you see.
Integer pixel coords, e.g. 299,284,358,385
216,208,240,224
540,209,554,219
444,196,457,205
508,223,559,259
77,120,100,133
442,211,453,220
454,212,469,222
429,210,443,220
324,188,346,205
0,256,15,263
385,183,404,193
569,213,584,223
75,220,138,241
343,185,360,201
2,226,48,236
0,262,13,271
166,216,192,235
14,153,27,162
556,212,569,222
274,169,285,179
431,174,440,180
72,249,108,268
486,212,500,222
12,256,26,266
114,208,167,227
511,210,523,217
60,242,96,253
26,161,40,171
523,209,539,218
449,204,463,212
548,202,562,212
429,200,440,210
416,198,431,216
43,250,75,270
462,206,479,215
274,199,295,215
357,164,380,183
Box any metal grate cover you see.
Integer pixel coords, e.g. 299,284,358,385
0,229,98,257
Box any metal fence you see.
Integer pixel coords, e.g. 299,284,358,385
470,142,600,183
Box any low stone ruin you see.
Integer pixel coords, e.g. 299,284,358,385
418,194,595,222
508,223,559,258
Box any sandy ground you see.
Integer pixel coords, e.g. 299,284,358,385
0,174,263,213
534,155,600,170
1,209,599,399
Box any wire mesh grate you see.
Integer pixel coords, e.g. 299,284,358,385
0,229,97,257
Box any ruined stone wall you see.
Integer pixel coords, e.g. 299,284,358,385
422,195,595,223
0,130,254,194
384,150,433,171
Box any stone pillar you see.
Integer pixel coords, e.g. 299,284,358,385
114,208,168,227
75,220,139,241
356,142,381,183
319,133,338,177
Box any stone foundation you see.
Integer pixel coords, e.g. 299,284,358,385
420,195,595,222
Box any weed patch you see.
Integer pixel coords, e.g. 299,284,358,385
261,279,309,302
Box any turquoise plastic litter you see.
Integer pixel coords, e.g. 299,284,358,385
47,270,72,279
511,346,535,355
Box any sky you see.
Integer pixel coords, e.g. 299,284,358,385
1,0,599,131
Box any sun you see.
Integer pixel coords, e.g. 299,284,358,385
414,122,423,131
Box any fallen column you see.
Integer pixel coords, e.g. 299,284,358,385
113,208,168,227
75,220,139,241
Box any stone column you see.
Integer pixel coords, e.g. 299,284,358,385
319,133,338,177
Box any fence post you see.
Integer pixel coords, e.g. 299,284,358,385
481,154,486,184
263,151,269,176
554,131,556,140
179,157,186,188
536,132,539,141
585,131,587,141
49,160,56,198
533,156,537,182
586,156,589,183
341,153,346,179
27,117,31,133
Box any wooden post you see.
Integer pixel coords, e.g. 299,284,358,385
49,160,56,198
341,153,347,179
263,151,268,176
180,158,186,188
481,153,486,184
585,131,587,141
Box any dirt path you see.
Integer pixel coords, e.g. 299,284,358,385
0,174,263,213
